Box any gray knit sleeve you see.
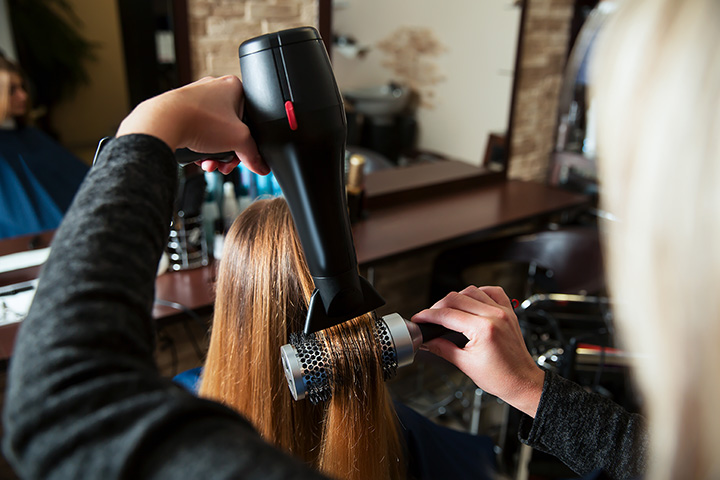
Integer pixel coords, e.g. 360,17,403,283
518,370,648,479
2,135,325,480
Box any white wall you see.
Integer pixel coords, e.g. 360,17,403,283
333,0,520,165
0,0,16,59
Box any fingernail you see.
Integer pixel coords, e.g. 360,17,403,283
419,344,429,351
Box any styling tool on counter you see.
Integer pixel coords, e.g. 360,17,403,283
280,314,468,403
237,26,384,334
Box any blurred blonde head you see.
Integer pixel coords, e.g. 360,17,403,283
593,0,720,478
199,197,404,480
0,56,29,125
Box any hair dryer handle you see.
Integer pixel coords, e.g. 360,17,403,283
175,149,236,166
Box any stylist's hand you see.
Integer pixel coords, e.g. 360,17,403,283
412,286,545,417
116,76,268,175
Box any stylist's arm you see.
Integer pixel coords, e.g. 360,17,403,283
2,76,324,480
414,286,648,479
412,285,545,417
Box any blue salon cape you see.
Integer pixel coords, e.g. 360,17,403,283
0,127,88,239
175,367,497,479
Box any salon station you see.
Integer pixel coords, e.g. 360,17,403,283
0,1,629,479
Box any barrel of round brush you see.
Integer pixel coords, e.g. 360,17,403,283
280,314,467,403
280,315,396,403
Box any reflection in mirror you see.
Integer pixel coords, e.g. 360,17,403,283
0,54,88,240
332,0,521,169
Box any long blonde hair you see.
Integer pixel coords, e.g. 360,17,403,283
593,0,720,478
199,197,404,479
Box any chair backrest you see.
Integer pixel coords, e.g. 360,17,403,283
429,226,605,303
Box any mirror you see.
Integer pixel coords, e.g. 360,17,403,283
330,0,522,169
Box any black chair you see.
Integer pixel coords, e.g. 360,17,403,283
428,225,606,305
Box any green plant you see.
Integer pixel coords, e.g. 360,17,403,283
8,0,96,110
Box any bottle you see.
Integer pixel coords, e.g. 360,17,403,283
222,181,240,232
346,154,366,223
201,192,219,258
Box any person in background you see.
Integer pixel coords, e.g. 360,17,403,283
0,54,88,239
414,1,718,479
176,196,495,480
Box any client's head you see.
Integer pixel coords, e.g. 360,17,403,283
199,197,404,479
0,56,28,125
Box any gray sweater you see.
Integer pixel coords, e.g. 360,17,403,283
519,370,648,479
2,135,326,480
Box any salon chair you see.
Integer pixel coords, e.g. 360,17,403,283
428,225,606,304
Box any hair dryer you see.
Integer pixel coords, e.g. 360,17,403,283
237,27,384,334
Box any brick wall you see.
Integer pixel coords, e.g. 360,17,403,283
185,0,573,182
508,0,575,182
187,0,318,79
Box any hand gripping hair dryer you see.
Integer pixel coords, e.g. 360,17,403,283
237,27,384,334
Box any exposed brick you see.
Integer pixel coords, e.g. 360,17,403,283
508,0,574,182
246,2,300,21
212,4,247,17
188,0,315,82
207,53,241,76
262,19,307,34
188,1,213,18
207,17,250,37
188,18,207,37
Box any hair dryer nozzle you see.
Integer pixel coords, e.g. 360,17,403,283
304,275,385,334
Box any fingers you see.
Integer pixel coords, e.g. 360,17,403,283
197,158,241,174
413,285,516,338
461,285,512,310
430,289,504,319
412,305,481,334
227,123,268,175
198,160,217,172
422,337,464,364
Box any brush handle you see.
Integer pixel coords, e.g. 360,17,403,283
417,322,469,348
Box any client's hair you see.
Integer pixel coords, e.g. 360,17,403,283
199,197,404,479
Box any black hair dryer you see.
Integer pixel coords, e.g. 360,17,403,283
238,27,384,334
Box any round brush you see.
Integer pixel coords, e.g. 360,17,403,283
280,313,466,404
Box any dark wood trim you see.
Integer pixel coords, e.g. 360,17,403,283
318,0,333,60
505,0,529,178
365,160,504,209
172,0,193,85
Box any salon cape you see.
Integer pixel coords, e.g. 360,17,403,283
0,127,87,239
